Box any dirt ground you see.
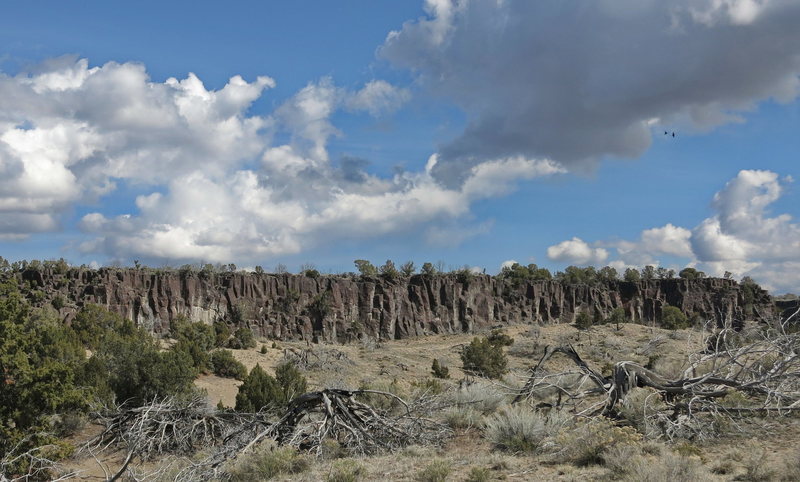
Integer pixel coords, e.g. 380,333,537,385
63,321,800,481
199,321,706,407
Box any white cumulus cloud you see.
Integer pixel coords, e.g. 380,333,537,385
381,0,800,185
0,56,275,237
13,58,561,264
547,237,609,266
548,169,800,292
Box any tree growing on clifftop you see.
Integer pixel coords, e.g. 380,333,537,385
380,260,400,281
679,267,706,280
420,262,438,276
354,259,378,277
497,262,552,287
400,261,416,276
623,268,641,282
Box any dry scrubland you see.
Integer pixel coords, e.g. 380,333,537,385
63,321,800,481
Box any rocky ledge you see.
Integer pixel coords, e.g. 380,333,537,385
12,268,774,342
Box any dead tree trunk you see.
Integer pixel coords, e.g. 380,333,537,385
514,325,800,437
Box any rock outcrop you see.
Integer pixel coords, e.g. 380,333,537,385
775,297,800,322
12,268,774,342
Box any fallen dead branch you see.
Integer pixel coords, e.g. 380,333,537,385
263,388,448,455
282,346,353,371
0,438,78,482
81,388,450,481
84,395,269,461
514,322,800,440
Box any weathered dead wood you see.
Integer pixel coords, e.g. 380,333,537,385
241,388,447,457
0,439,78,482
514,325,800,439
82,388,450,481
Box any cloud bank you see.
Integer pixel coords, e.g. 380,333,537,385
0,57,562,261
382,0,800,184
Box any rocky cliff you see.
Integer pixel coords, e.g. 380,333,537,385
11,268,774,342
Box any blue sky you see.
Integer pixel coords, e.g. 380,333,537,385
0,1,799,292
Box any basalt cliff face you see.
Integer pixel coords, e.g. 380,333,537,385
14,268,773,342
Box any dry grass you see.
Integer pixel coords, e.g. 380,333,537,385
442,406,484,430
484,405,571,454
60,322,800,481
617,387,668,439
325,459,366,482
226,443,310,481
552,417,641,467
415,459,451,482
446,380,508,415
619,453,716,482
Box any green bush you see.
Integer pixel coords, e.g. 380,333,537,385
624,268,641,282
211,350,248,380
275,361,308,403
214,320,231,347
71,304,131,349
678,267,705,280
308,292,331,322
77,353,113,403
461,336,509,379
0,280,89,461
575,312,592,330
235,364,282,412
51,295,66,310
498,262,553,287
431,358,450,379
607,307,628,329
661,306,689,330
420,262,438,276
171,318,215,371
455,267,475,285
228,327,257,349
98,326,198,405
486,329,514,347
235,362,307,412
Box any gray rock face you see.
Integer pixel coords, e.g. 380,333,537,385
15,268,773,341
